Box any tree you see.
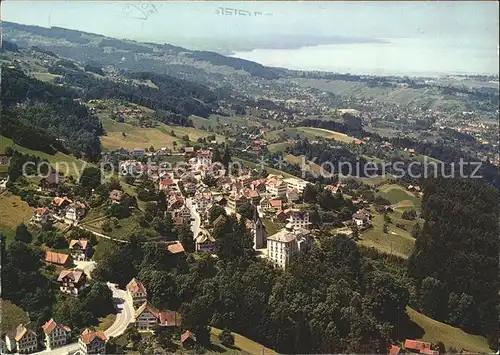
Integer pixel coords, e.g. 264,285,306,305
351,224,359,241
15,223,32,243
383,223,388,233
239,202,256,221
302,184,317,203
123,324,142,349
209,205,226,224
157,191,167,214
218,328,235,347
213,215,254,262
79,167,102,190
213,147,222,164
411,222,421,239
222,145,231,169
179,224,195,253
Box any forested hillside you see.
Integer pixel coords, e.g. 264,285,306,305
408,178,499,348
1,66,103,161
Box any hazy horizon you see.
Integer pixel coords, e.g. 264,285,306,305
2,1,499,75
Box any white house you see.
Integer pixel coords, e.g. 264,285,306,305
285,209,311,230
79,329,107,355
5,324,38,354
267,225,311,269
352,209,372,229
283,177,309,193
41,319,71,351
196,150,212,166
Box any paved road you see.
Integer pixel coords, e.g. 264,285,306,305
29,284,134,355
185,197,201,239
104,282,135,339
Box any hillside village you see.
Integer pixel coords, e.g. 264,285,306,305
0,18,498,355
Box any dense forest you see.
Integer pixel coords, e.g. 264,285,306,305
1,66,103,161
408,178,499,348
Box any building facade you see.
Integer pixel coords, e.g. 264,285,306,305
42,319,71,350
79,329,107,355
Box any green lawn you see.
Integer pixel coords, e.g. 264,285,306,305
0,136,89,178
267,142,291,153
97,313,117,331
233,157,298,179
406,307,492,354
358,211,417,259
377,184,421,209
211,327,277,355
296,127,358,143
263,218,280,236
0,192,34,244
0,300,29,334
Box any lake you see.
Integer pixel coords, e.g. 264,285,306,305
231,37,499,77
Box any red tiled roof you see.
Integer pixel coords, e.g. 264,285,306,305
127,278,147,295
35,207,49,216
389,345,401,355
69,239,88,250
270,200,282,207
181,330,196,343
159,310,181,326
42,318,71,335
45,251,70,265
404,339,431,352
160,179,174,187
80,329,107,345
167,241,185,254
420,349,439,355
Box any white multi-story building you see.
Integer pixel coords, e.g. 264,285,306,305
283,177,309,193
197,150,212,166
267,225,311,269
5,324,38,354
42,319,71,351
79,329,107,355
285,209,311,230
195,191,212,213
265,178,287,198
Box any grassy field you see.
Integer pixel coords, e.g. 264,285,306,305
406,307,492,354
31,72,61,83
296,127,358,143
233,157,298,179
358,210,417,259
100,117,181,151
100,117,226,151
0,300,29,334
97,314,117,332
377,184,421,209
263,218,280,236
285,154,322,175
0,135,89,178
0,191,34,243
211,327,277,355
267,142,292,153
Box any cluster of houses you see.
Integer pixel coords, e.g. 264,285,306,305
31,196,88,229
2,321,106,355
126,278,197,348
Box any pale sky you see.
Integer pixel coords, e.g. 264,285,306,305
2,1,499,75
2,1,498,43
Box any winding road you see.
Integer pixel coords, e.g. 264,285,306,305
30,268,134,355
